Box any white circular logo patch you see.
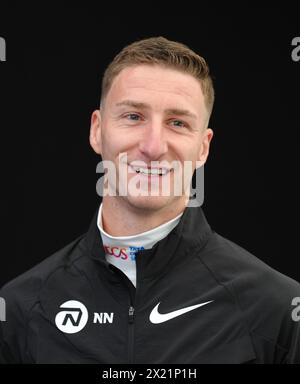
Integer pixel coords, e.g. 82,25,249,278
55,300,89,334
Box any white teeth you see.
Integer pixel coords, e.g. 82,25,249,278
132,167,169,175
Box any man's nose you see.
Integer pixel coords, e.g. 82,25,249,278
138,123,168,160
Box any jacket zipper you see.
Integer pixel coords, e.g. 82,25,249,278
107,263,136,363
128,305,135,364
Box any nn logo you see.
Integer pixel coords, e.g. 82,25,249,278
55,300,114,334
0,37,6,62
0,297,6,321
55,300,88,334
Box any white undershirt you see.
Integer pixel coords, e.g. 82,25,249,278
97,203,183,287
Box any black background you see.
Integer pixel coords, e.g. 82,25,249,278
0,4,299,287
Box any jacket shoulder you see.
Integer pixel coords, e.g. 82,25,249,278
199,231,300,363
0,234,87,363
200,231,300,298
0,234,86,308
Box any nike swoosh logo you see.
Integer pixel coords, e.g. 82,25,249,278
149,300,213,324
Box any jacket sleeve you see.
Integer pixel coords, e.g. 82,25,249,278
0,321,17,364
0,287,28,364
272,288,300,363
284,304,300,364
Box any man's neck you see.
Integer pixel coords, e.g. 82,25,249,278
101,196,187,237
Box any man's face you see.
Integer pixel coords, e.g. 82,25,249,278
90,64,213,212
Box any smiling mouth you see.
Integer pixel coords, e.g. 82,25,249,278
129,165,172,176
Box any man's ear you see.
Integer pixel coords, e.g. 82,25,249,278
89,109,102,155
196,128,214,168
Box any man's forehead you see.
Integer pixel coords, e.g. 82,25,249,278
107,65,205,112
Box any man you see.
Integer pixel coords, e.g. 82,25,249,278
1,36,299,364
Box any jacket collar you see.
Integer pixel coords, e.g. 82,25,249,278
86,203,212,280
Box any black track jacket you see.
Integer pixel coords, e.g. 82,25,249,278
1,205,300,364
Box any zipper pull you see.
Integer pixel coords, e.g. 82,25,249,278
128,306,135,323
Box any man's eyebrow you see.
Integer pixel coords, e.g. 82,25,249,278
115,100,197,120
164,108,197,120
115,100,150,109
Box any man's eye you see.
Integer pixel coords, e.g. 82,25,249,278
124,113,141,121
170,120,186,128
